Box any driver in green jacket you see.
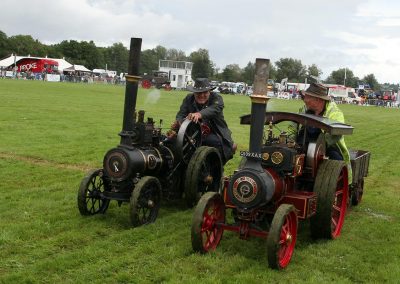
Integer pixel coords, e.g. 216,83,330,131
294,83,352,182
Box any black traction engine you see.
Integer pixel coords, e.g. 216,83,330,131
77,38,222,227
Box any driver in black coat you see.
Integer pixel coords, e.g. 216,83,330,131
170,78,235,164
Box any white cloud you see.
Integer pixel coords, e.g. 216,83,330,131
1,0,399,83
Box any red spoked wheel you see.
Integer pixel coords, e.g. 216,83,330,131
191,192,225,253
141,79,152,89
267,204,298,269
311,160,349,239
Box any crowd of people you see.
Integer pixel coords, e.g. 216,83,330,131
0,68,124,85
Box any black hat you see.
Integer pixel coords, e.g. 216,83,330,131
187,78,216,93
304,82,330,101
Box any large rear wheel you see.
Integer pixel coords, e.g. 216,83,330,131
184,146,222,207
267,204,298,270
310,160,349,239
191,192,225,253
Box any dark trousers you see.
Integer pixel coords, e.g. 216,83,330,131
327,146,343,160
202,133,228,164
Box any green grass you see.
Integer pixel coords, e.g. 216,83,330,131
1,79,399,283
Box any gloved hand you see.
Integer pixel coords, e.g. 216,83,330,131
166,129,177,139
171,120,181,131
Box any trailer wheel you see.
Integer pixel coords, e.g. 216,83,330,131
184,146,222,207
351,178,364,206
141,79,152,89
129,176,161,227
310,160,349,239
77,169,110,215
191,192,225,253
267,204,298,270
176,119,202,164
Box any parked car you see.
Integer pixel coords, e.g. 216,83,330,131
345,92,363,104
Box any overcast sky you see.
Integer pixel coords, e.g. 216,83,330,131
1,0,400,83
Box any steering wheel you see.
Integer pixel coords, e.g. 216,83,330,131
176,119,202,164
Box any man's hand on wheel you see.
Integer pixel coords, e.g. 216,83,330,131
187,112,202,123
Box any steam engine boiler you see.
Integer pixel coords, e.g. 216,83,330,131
77,37,222,227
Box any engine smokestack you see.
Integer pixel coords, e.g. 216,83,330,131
120,37,142,146
249,58,270,154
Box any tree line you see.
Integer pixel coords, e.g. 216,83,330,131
0,31,397,91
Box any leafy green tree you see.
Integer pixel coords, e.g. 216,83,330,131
54,40,81,62
53,40,106,70
242,61,255,85
102,43,128,74
165,48,187,61
154,45,167,61
138,45,168,75
380,82,399,92
268,64,277,81
45,44,64,59
7,35,47,57
0,30,9,58
140,49,158,75
221,64,242,82
189,48,212,78
209,62,220,80
362,74,380,90
80,41,104,70
275,58,306,82
307,64,323,78
325,68,358,88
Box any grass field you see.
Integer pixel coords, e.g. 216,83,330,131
1,79,399,283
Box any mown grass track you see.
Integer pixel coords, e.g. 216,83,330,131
0,79,399,283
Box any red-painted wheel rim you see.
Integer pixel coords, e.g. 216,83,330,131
278,210,298,268
141,80,151,89
331,166,348,238
200,198,225,251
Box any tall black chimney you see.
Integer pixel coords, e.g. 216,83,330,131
243,58,270,170
119,37,142,146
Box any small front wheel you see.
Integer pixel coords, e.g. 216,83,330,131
129,176,162,227
77,169,110,215
267,204,298,270
191,192,225,253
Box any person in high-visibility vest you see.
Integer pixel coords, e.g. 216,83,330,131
297,82,352,182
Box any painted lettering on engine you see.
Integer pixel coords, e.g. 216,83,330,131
240,151,262,160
